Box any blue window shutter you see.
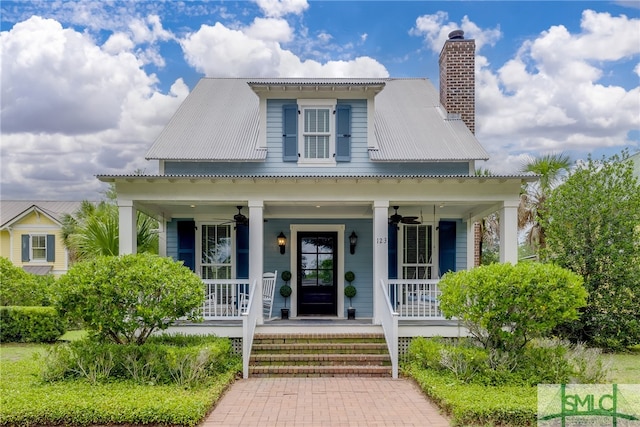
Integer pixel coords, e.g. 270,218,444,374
177,220,196,272
21,235,30,262
335,104,351,162
282,104,298,162
46,234,55,262
236,224,249,279
388,224,398,279
438,221,456,276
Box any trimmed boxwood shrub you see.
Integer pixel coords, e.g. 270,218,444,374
0,306,66,343
54,253,204,345
0,257,53,306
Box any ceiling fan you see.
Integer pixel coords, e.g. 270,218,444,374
389,206,421,225
232,206,249,226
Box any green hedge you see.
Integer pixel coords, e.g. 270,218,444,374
1,355,237,427
405,363,536,426
0,306,65,343
0,257,53,306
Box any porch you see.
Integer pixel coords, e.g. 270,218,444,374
167,278,466,379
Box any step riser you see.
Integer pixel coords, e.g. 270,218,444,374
249,333,391,378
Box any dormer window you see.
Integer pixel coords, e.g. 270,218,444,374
300,100,334,163
283,99,351,165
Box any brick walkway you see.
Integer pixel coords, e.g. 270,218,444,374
202,377,450,426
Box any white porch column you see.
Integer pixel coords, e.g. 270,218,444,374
248,200,264,324
466,218,475,270
499,200,519,264
372,200,389,324
118,200,136,255
157,219,166,257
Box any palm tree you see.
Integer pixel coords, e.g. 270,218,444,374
62,187,158,262
519,153,571,253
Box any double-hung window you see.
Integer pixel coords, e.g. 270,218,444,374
401,224,436,280
298,99,336,165
283,99,352,165
200,224,232,279
31,235,47,261
21,234,55,262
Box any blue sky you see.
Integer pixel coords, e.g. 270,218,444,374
1,0,639,200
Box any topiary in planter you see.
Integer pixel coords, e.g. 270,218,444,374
344,271,355,284
344,285,357,307
280,284,292,308
344,271,356,308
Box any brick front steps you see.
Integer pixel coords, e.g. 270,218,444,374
249,332,392,377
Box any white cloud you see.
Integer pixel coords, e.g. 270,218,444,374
477,9,640,162
0,16,188,200
181,21,388,78
255,0,309,18
245,17,294,43
412,10,639,171
410,12,502,52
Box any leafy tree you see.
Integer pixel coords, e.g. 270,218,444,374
543,152,640,350
54,253,204,345
519,153,571,253
439,262,586,367
0,257,52,306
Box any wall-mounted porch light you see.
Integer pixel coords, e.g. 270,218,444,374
349,231,358,254
277,232,287,255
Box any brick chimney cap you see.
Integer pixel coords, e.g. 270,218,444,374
448,30,464,40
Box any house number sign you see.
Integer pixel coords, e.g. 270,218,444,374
376,237,387,244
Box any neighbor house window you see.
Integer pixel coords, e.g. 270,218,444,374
200,224,232,279
31,235,47,261
401,224,435,280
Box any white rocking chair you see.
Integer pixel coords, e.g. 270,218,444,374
262,270,277,320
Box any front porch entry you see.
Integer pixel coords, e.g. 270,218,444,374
297,231,338,316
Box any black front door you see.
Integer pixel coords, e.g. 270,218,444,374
297,232,337,315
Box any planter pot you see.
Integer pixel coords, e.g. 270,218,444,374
347,307,356,320
281,308,290,320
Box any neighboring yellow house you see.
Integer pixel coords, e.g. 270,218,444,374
0,201,83,276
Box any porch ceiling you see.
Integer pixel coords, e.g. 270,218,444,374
102,174,532,221
132,200,501,223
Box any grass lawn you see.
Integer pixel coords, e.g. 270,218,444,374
0,341,240,427
605,346,640,383
405,349,640,427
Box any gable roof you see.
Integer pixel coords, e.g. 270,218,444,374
145,77,488,162
0,201,84,229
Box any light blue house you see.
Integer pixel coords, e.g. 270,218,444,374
99,32,533,377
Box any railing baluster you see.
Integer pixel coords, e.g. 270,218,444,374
386,279,443,319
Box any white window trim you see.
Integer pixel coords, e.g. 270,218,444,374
398,223,439,279
195,222,235,280
30,234,47,262
297,98,337,166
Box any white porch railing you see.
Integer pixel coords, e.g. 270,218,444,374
202,279,252,319
242,279,259,379
386,279,444,319
377,279,399,379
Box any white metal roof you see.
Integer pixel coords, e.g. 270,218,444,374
145,77,488,162
371,79,488,161
146,79,263,161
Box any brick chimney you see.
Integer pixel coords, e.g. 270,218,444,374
439,30,475,134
